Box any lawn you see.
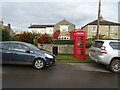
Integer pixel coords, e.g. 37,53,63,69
56,55,92,63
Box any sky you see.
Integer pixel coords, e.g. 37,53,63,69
0,0,119,32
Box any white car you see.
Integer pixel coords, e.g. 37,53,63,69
89,39,120,73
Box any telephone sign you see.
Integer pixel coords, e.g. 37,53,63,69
74,30,86,59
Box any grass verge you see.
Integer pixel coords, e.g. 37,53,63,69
56,55,92,63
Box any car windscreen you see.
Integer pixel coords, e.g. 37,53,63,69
109,42,120,50
92,41,104,48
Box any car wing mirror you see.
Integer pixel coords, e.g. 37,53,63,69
26,50,30,53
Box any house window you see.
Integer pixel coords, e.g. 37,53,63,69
58,36,70,40
92,27,97,32
60,25,69,32
110,27,114,33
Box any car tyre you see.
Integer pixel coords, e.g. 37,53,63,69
33,59,45,69
110,59,120,73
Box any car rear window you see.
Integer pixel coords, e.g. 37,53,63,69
92,41,104,48
109,42,120,50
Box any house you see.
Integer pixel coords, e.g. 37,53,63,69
28,19,75,40
81,16,120,39
54,19,75,40
14,31,28,35
28,25,54,36
0,19,14,35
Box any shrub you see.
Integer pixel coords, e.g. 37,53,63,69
51,40,74,44
38,34,52,44
99,35,108,39
51,39,93,48
14,32,38,44
1,29,10,41
11,32,52,46
86,39,94,48
53,30,60,39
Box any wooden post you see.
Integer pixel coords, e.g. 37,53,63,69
96,0,101,39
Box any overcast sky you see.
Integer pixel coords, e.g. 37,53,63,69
0,0,119,32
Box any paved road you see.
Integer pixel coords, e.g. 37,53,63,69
1,62,119,88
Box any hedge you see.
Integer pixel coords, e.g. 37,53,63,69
51,40,74,44
1,29,10,41
50,39,94,48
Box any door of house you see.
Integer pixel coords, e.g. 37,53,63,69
52,46,58,55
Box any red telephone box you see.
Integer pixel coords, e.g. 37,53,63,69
74,30,86,59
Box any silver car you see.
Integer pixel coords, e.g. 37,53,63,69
89,39,120,73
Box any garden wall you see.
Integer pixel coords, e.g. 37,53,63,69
38,44,74,55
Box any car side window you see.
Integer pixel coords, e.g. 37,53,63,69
13,44,30,52
109,42,120,50
0,43,2,49
0,43,13,50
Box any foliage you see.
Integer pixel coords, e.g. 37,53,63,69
51,40,74,44
37,34,52,44
92,34,108,40
86,39,94,48
53,30,60,39
10,32,93,48
69,31,74,40
1,29,10,41
11,32,52,46
51,39,94,48
99,34,108,39
15,32,39,44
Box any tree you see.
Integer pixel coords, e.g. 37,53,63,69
1,29,10,41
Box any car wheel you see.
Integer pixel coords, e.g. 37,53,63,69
110,59,120,73
33,59,45,69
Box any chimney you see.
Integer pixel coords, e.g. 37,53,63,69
99,14,103,21
0,19,3,25
8,23,11,32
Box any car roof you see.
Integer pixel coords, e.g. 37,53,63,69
0,41,30,45
95,39,120,42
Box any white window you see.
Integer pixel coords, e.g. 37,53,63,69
60,25,69,32
92,27,97,32
58,36,70,40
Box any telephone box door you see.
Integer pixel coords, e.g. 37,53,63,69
74,30,86,59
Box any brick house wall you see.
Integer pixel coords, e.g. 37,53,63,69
82,19,120,39
54,20,75,40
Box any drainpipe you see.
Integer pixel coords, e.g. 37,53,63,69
108,25,110,39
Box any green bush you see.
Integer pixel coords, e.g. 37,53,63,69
51,39,93,48
1,29,10,41
100,36,108,39
86,39,94,48
51,40,74,44
10,32,52,46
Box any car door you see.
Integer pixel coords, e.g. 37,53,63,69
1,43,13,64
11,43,34,64
0,43,2,64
